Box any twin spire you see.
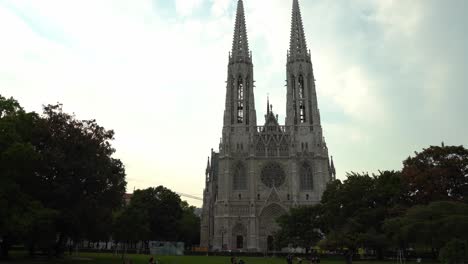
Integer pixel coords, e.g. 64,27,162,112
288,0,309,62
231,0,309,63
231,0,251,63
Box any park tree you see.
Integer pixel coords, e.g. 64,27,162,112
23,203,59,257
275,205,323,252
114,187,199,249
402,145,468,204
176,201,201,248
319,175,373,264
0,96,127,258
439,239,468,264
129,186,183,241
113,205,150,257
0,96,49,259
318,171,404,263
35,104,127,254
384,201,468,260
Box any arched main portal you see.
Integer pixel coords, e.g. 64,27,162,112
267,235,274,251
231,223,247,250
236,235,244,249
259,203,287,252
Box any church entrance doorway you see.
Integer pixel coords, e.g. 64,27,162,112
267,236,274,251
259,203,286,251
236,235,244,249
232,223,247,250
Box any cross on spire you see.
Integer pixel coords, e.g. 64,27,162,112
288,0,309,62
231,0,251,63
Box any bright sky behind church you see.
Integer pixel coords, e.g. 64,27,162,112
1,0,467,206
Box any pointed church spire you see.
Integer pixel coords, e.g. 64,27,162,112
231,0,251,63
205,157,210,177
288,0,310,63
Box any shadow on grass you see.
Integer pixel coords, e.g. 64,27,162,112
5,251,437,264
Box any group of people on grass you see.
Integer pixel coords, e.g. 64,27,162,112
230,256,245,264
145,253,320,264
287,253,321,264
148,256,158,264
229,252,320,264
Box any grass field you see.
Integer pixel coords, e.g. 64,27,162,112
6,252,427,264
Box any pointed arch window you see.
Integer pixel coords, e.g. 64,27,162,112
237,76,244,123
298,75,305,99
231,77,235,124
298,74,306,123
246,76,250,125
300,162,313,190
291,75,296,100
300,103,306,123
237,76,244,101
233,162,247,190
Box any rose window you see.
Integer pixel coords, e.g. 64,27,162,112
261,162,285,188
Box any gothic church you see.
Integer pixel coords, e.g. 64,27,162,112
200,0,336,252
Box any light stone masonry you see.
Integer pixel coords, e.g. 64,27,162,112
200,0,336,252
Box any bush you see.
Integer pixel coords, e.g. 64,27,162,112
439,239,468,264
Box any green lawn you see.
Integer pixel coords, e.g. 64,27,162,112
6,252,428,264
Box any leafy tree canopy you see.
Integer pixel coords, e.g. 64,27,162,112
402,145,468,204
275,205,323,251
384,201,468,252
129,186,183,241
0,95,127,258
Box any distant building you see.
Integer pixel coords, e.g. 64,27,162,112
123,193,133,205
200,0,336,252
193,207,203,218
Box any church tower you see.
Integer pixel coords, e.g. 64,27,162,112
223,0,257,130
201,0,335,252
286,0,314,127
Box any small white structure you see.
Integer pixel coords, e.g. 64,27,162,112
149,241,184,256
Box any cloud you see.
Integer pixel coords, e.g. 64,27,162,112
210,0,231,17
175,0,205,17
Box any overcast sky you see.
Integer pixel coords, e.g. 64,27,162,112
1,0,467,207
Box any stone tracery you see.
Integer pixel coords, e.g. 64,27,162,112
261,162,286,188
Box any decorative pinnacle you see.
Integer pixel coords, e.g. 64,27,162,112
330,156,336,177
267,94,270,114
288,0,309,62
205,157,210,176
231,0,251,63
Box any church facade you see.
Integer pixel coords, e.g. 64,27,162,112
200,0,335,252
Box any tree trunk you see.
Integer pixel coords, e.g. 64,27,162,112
0,239,11,260
345,249,354,264
28,241,36,257
121,242,126,260
376,247,384,260
54,233,65,257
431,246,439,260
